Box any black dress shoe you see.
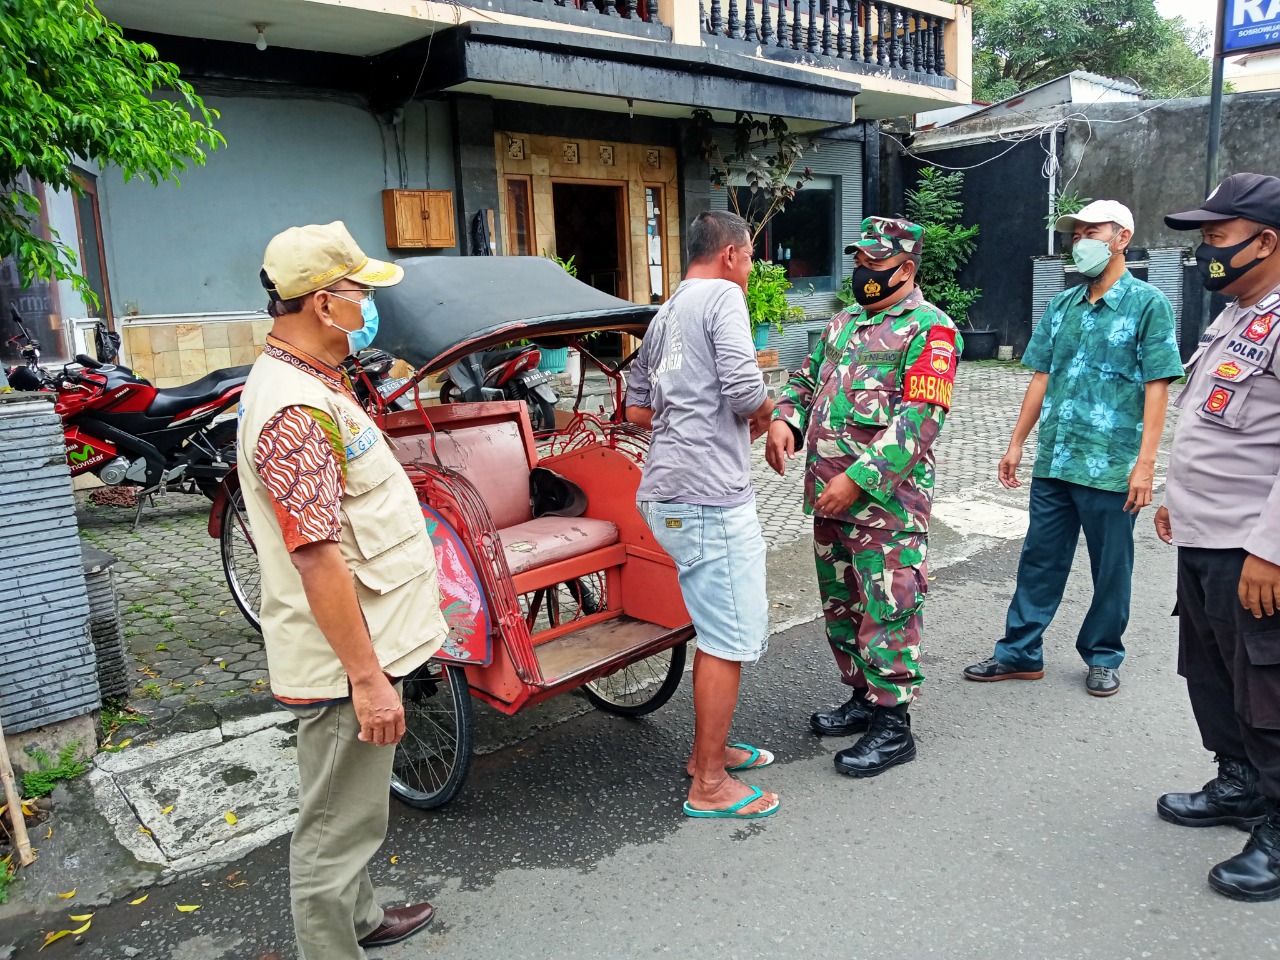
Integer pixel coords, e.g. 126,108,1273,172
358,902,436,947
962,657,1044,682
811,695,876,736
1208,817,1280,902
1157,756,1270,830
834,707,916,778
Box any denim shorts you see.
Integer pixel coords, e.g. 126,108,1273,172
639,499,769,663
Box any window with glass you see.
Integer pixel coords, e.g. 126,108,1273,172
504,176,535,256
645,186,666,304
730,177,837,289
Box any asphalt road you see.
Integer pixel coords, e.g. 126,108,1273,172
8,520,1278,959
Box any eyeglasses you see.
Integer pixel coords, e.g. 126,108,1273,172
328,288,374,305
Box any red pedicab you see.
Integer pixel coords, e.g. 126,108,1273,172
209,257,693,808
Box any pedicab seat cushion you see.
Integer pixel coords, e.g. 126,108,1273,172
497,517,619,576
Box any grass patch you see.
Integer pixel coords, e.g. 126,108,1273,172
100,698,148,740
0,856,14,905
140,682,164,700
125,602,146,615
22,742,89,799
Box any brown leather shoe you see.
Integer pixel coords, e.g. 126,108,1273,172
357,902,435,948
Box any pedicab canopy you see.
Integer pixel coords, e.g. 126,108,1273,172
375,256,658,374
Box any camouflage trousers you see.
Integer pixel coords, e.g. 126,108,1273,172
813,518,928,707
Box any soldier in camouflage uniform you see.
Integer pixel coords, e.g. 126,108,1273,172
766,216,961,778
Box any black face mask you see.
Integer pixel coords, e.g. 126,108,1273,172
1196,232,1266,292
851,262,909,307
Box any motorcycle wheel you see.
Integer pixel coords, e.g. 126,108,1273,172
528,396,557,433
194,420,238,500
439,381,459,405
220,485,262,634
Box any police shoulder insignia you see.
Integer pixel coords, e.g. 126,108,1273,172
1242,312,1275,344
1256,292,1280,313
902,327,958,410
1202,384,1235,418
1213,360,1247,382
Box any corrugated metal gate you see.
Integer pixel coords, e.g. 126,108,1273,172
1147,248,1185,343
0,394,99,733
1031,257,1066,330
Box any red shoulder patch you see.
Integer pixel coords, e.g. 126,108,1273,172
902,327,958,410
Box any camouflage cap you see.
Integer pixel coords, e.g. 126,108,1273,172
844,216,924,260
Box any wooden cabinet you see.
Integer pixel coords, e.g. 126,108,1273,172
381,189,456,249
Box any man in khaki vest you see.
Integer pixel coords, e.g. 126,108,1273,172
240,222,449,959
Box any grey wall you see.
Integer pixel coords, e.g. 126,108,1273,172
97,93,456,317
1062,92,1280,250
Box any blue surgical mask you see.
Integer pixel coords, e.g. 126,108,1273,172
330,291,380,354
1072,236,1116,278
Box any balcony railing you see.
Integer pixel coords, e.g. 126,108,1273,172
702,0,950,80
512,0,661,23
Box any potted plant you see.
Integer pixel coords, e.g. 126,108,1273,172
537,252,577,373
902,169,990,359
747,259,806,349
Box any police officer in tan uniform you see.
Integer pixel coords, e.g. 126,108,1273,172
1156,174,1280,902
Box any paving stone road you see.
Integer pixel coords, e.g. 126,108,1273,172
77,361,1176,722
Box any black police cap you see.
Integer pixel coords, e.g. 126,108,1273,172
1166,172,1280,231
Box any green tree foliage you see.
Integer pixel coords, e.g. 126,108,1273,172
972,0,1214,104
1,0,223,303
904,169,981,325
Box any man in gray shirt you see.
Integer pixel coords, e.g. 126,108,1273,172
1155,173,1280,902
626,211,779,820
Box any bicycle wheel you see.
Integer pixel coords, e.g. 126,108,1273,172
219,486,262,633
582,641,687,717
391,662,474,810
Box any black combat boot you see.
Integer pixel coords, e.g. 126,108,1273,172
1208,807,1280,902
810,695,876,736
833,705,916,778
1157,756,1270,830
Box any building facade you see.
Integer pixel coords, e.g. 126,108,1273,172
2,0,973,381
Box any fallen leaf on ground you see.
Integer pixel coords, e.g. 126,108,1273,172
229,882,249,889
70,920,91,934
224,811,238,825
161,805,174,815
56,889,76,899
68,913,94,922
22,800,36,817
118,738,132,749
219,662,227,670
40,929,71,950
219,609,227,616
176,904,201,913
193,681,206,686
129,894,148,905
389,855,399,864
43,825,52,840
226,871,241,881
138,826,152,835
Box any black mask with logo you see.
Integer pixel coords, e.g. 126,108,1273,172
1196,231,1266,292
851,262,909,307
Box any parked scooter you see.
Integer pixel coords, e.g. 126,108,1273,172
437,344,560,432
5,307,249,513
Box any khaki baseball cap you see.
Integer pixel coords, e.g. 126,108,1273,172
1055,199,1134,234
261,221,403,300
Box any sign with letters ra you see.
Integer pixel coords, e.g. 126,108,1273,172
1222,0,1280,55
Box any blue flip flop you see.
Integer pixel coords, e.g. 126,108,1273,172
725,743,774,772
683,785,780,820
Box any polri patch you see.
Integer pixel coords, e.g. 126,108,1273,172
902,328,958,410
1242,312,1275,344
1202,385,1235,418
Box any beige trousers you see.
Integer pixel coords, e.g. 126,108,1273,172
291,697,395,960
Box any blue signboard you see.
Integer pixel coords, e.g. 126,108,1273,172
1223,0,1280,55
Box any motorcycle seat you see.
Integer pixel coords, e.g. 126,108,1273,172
146,366,252,419
482,345,526,368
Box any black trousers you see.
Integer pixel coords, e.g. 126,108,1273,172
1177,547,1280,800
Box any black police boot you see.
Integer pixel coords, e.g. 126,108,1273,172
1157,756,1270,830
1208,808,1280,902
833,705,916,778
810,695,876,737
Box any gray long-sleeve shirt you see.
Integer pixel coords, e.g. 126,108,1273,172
627,278,767,506
1164,283,1280,566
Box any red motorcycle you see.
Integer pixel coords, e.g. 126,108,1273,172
6,308,249,508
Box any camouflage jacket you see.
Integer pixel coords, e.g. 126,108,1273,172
773,288,962,533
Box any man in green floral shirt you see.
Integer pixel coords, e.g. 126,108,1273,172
963,200,1184,697
767,216,960,778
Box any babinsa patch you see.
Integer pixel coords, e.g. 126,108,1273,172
902,327,958,410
